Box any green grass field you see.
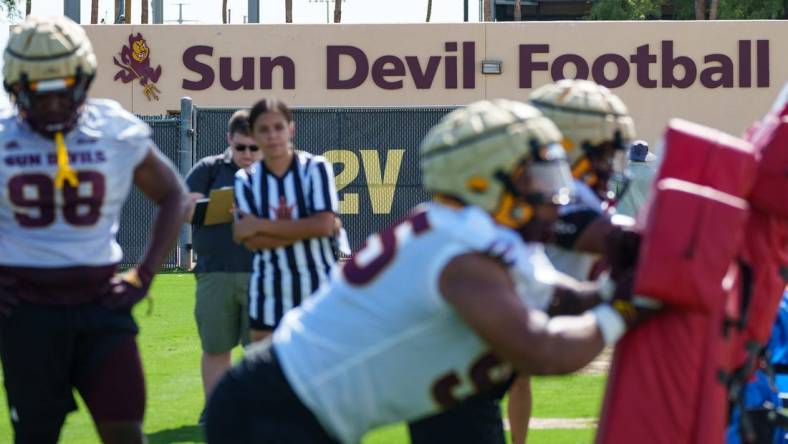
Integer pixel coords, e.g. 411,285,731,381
0,274,606,443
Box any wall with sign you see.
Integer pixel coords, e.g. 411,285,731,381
87,21,788,145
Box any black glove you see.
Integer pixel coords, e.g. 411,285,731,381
0,275,19,317
604,227,642,280
102,267,154,311
605,270,661,329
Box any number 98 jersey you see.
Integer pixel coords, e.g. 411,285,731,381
0,99,152,267
273,202,559,444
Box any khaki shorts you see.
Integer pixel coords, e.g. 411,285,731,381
195,272,251,353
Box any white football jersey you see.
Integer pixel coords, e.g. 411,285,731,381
0,99,152,267
546,180,602,280
273,203,559,444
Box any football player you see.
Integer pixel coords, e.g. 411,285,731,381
516,79,639,444
0,16,188,444
408,79,642,444
204,99,650,444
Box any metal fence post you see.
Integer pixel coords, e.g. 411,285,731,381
178,97,194,270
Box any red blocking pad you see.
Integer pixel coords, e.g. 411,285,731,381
634,179,749,311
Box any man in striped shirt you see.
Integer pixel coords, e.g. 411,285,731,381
233,98,340,342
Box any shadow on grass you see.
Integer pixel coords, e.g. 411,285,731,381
146,425,205,443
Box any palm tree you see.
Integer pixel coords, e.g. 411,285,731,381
426,0,432,22
91,0,99,23
709,0,719,19
124,0,131,23
222,0,227,23
695,0,720,19
483,0,491,21
285,0,292,22
694,0,705,18
141,0,148,23
333,0,341,22
513,0,521,20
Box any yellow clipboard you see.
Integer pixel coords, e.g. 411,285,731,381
192,187,234,226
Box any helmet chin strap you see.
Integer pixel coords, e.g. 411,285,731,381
54,131,79,189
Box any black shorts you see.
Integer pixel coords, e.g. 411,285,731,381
205,341,339,444
408,396,506,444
0,302,144,440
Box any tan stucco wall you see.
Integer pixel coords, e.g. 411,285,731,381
86,21,788,144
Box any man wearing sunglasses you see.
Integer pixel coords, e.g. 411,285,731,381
185,109,263,425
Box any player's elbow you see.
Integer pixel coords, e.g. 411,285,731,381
313,213,336,237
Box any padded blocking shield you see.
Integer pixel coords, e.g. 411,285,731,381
633,179,749,311
658,119,756,198
599,120,757,444
746,93,788,218
633,120,756,310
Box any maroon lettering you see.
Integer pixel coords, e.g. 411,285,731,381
372,55,406,90
343,211,431,286
259,56,296,89
431,373,462,409
519,44,549,88
182,45,214,90
661,41,696,88
463,41,475,89
551,54,589,81
469,353,510,393
592,53,629,88
8,172,106,228
444,42,458,89
700,54,734,88
327,45,368,89
405,56,441,89
9,173,55,227
62,171,105,226
431,352,512,410
630,44,657,88
738,40,751,87
218,57,255,90
757,40,769,87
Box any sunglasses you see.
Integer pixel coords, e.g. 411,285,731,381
234,144,259,152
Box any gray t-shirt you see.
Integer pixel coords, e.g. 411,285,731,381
186,148,254,273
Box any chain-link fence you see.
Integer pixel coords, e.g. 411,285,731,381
117,102,457,269
117,115,181,269
193,105,455,249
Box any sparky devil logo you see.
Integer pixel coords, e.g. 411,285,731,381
113,33,162,101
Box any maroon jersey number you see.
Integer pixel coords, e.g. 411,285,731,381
431,352,513,409
8,171,106,228
343,210,431,285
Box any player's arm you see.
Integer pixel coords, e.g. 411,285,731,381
233,211,335,241
134,148,189,274
546,275,605,316
441,253,627,376
241,234,296,250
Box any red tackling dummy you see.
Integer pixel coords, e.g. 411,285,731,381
633,120,756,310
597,120,757,444
747,84,788,219
729,83,788,363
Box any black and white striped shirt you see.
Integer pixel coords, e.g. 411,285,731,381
234,151,339,326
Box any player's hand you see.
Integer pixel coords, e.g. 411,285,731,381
604,270,661,329
103,267,154,311
233,211,262,241
604,227,641,280
0,275,19,317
